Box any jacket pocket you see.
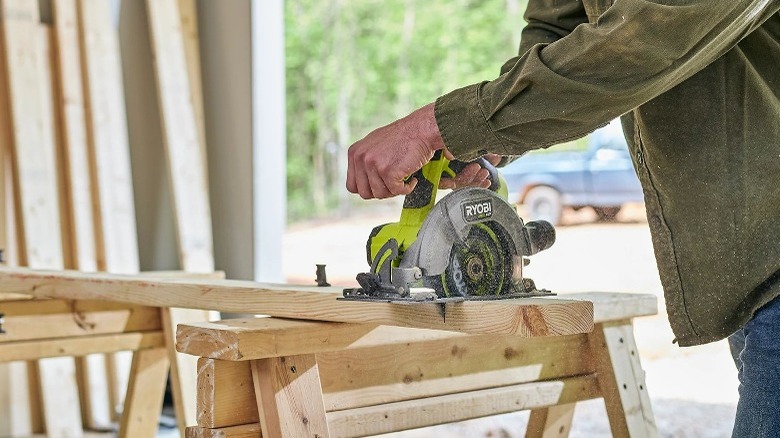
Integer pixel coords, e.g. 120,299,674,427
582,0,614,22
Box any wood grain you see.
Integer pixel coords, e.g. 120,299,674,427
146,0,214,274
78,0,139,275
185,423,263,438
326,375,600,438
251,355,330,438
197,358,259,428
0,300,162,343
0,2,82,432
0,268,594,336
0,332,165,362
51,0,97,273
176,291,656,361
588,321,657,437
118,347,170,437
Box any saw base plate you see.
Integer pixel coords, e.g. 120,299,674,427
339,287,555,304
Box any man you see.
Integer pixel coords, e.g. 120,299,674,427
346,0,780,436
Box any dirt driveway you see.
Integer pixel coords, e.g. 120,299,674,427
282,204,738,437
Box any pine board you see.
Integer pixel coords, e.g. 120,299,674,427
0,268,594,336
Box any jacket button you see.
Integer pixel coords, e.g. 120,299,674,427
636,150,645,165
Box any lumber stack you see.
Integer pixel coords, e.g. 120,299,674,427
0,0,213,436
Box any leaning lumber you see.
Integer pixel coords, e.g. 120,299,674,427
0,268,594,336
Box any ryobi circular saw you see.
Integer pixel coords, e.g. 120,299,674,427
342,151,556,304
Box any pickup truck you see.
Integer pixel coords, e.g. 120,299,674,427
501,121,644,225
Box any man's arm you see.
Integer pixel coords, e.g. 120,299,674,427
502,0,589,75
348,0,779,199
436,0,780,161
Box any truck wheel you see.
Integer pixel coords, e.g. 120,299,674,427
594,206,621,222
524,186,562,225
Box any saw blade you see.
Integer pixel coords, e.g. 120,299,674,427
425,221,514,298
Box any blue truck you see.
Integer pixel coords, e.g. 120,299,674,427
501,121,644,225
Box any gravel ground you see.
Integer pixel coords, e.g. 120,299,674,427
282,202,739,437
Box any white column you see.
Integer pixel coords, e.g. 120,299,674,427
251,0,287,282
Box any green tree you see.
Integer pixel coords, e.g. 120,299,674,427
285,0,529,222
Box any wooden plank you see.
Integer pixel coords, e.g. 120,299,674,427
1,2,63,270
0,331,165,362
326,375,601,438
164,307,207,430
197,358,259,428
78,0,143,423
567,292,657,322
186,423,263,438
0,268,595,336
176,0,207,189
0,362,34,436
0,300,162,342
193,333,592,428
146,0,213,274
146,1,216,429
527,403,576,438
178,318,382,361
0,24,24,429
251,355,330,438
317,333,591,412
77,0,139,275
0,1,82,433
51,0,97,272
118,347,170,437
588,321,657,438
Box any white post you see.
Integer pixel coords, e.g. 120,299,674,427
251,0,287,282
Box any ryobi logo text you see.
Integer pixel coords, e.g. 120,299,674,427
462,199,493,222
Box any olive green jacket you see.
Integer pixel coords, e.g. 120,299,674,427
435,0,780,346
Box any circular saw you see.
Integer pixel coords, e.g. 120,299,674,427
342,151,556,304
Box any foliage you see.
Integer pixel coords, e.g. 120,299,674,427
285,0,529,221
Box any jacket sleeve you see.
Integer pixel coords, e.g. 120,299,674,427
435,0,780,160
500,0,589,76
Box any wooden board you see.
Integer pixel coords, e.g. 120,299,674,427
118,347,170,437
177,0,208,187
589,321,657,437
176,292,656,361
78,0,143,423
0,332,165,362
186,423,263,438
0,300,162,343
251,355,330,438
326,375,600,437
0,1,82,433
0,268,595,336
527,403,576,438
1,2,63,270
196,357,259,428
146,1,216,429
51,0,96,272
194,331,594,429
146,0,214,274
78,0,139,275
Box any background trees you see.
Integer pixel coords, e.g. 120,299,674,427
284,0,528,221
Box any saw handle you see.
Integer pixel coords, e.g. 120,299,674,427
447,157,501,192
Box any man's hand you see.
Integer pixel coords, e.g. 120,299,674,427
439,154,502,190
347,103,445,199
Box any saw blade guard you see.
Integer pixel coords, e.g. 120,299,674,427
398,187,551,277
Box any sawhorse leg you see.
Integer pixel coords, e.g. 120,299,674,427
527,403,576,438
251,354,330,438
118,347,170,437
588,320,657,438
